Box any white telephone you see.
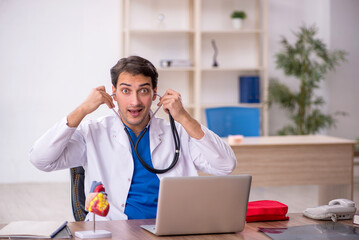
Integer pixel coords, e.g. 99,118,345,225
303,199,356,222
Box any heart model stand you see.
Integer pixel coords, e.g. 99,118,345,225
75,181,112,239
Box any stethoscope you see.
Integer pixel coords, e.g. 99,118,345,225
111,93,180,174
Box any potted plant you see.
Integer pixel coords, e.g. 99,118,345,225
268,25,347,135
230,10,246,29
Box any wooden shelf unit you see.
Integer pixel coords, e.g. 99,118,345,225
122,0,268,135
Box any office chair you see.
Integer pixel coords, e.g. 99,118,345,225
205,107,260,137
70,166,88,221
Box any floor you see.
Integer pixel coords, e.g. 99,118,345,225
1,163,358,224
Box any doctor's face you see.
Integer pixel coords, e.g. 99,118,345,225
112,71,156,132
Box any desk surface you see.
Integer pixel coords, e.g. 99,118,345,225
228,135,356,147
65,213,356,240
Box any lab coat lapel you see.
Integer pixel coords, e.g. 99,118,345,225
149,116,163,154
111,111,131,152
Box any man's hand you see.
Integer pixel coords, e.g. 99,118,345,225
81,86,115,115
158,89,185,122
67,86,115,128
158,89,204,140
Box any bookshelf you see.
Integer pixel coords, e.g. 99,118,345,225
122,0,268,135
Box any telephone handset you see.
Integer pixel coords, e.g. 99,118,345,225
328,198,355,208
303,198,356,222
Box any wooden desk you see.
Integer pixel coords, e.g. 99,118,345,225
228,135,355,205
65,213,356,240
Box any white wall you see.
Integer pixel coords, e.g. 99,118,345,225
267,0,359,138
0,0,357,183
267,0,331,135
0,0,121,183
327,0,359,140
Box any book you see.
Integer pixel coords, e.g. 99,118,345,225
0,221,71,239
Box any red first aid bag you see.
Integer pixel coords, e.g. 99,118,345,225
246,200,289,222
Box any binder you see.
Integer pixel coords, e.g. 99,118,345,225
239,76,260,103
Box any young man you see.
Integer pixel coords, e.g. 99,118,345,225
29,56,236,221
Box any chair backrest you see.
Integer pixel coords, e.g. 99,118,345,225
70,166,88,221
205,107,260,137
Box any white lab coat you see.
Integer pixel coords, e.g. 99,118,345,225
29,111,237,220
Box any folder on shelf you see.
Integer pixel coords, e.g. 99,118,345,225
239,76,260,103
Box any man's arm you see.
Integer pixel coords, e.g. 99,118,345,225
30,86,115,171
29,116,86,171
67,86,115,127
189,126,237,175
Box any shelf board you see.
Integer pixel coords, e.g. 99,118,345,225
158,67,195,72
126,29,263,34
125,29,195,34
201,67,264,72
158,67,264,72
200,103,263,109
201,29,264,34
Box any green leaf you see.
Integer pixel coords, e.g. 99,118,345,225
277,125,297,135
268,24,348,135
268,79,297,111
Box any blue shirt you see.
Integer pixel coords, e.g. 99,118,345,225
124,126,160,219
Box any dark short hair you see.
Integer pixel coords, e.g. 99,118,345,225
110,56,158,89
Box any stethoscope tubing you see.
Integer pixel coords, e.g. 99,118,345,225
125,111,180,174
111,93,180,174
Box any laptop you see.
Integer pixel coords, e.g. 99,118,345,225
141,175,252,236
